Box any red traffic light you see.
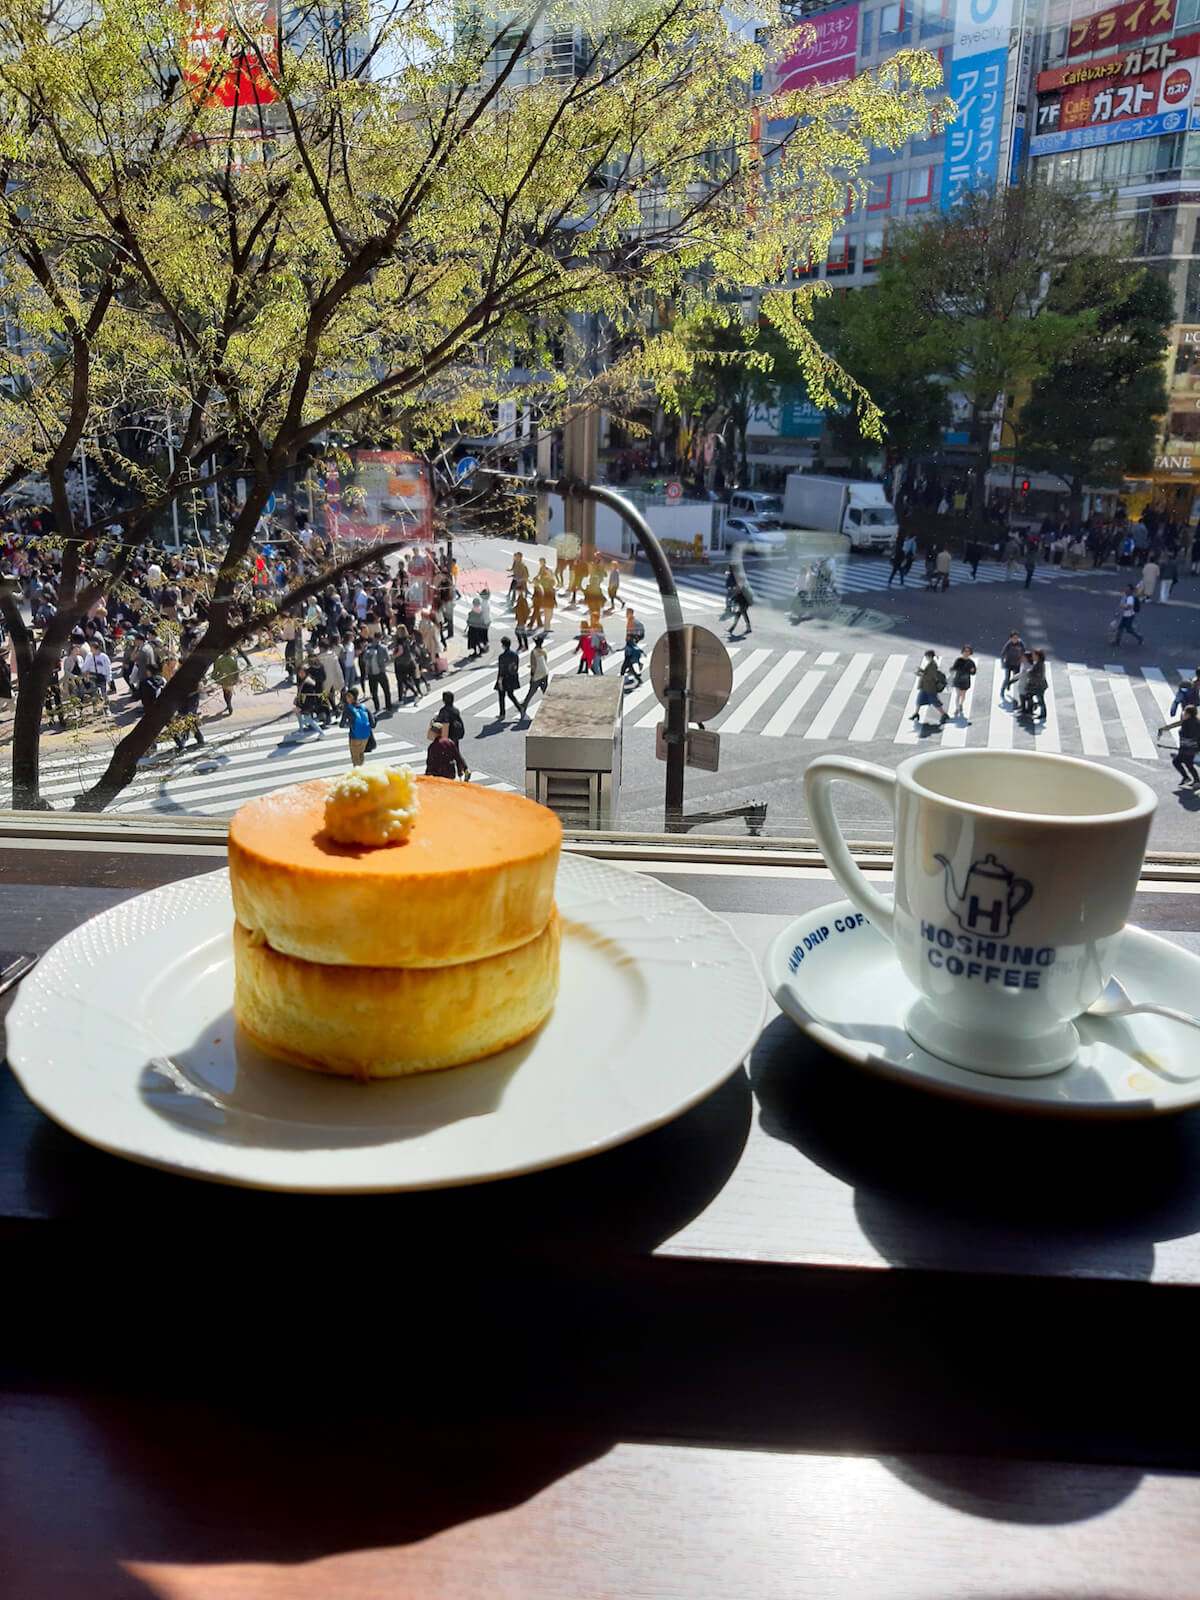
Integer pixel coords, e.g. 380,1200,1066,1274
1020,479,1030,494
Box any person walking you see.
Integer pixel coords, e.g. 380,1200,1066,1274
1113,585,1144,647
522,638,550,716
999,631,1025,697
425,724,468,780
363,635,392,713
513,590,532,651
625,608,645,649
1160,553,1179,603
909,650,947,727
721,565,738,619
211,647,239,715
948,645,976,720
622,636,645,684
1003,534,1021,580
887,532,906,587
494,635,522,719
341,687,374,766
1026,649,1049,721
1023,547,1037,589
293,665,324,735
605,560,622,613
728,581,753,639
574,628,596,674
964,540,981,579
935,545,951,591
1141,556,1160,604
1161,705,1200,785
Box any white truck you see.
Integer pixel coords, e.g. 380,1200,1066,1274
783,474,898,553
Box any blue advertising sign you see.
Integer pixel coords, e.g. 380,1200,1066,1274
780,392,826,439
941,0,1015,207
1029,105,1188,153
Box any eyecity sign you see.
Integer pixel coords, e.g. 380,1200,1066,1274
941,0,1014,208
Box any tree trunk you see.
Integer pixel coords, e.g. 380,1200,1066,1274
1068,476,1084,529
10,655,56,809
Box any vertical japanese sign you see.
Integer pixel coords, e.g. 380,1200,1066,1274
941,0,1015,208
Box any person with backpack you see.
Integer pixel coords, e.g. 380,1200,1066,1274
625,607,645,648
1169,667,1200,718
622,637,645,685
999,631,1025,697
340,687,374,766
909,649,947,727
293,665,324,735
425,723,469,780
494,636,522,719
948,645,976,720
1160,705,1200,786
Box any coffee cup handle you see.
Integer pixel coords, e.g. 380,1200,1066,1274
804,756,896,943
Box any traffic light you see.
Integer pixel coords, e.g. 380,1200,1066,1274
1020,478,1030,495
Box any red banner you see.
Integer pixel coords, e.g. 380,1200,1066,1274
1067,0,1175,58
1040,28,1198,91
181,1,279,108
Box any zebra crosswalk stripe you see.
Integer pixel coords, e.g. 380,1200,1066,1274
761,663,828,738
986,660,1013,750
1106,665,1158,761
850,653,907,741
719,652,802,735
805,652,872,742
1067,663,1108,756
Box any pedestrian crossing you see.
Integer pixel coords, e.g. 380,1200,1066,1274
36,720,517,817
614,645,1195,759
475,546,1106,626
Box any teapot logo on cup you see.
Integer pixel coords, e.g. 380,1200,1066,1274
935,852,1032,937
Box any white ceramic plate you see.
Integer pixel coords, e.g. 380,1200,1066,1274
764,899,1200,1118
7,856,764,1190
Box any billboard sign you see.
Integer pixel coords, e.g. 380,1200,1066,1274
1031,29,1199,152
1067,0,1175,58
181,1,280,108
941,0,1015,208
772,3,859,95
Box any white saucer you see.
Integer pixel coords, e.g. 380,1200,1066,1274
763,901,1200,1118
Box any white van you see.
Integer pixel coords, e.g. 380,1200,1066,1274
728,489,783,520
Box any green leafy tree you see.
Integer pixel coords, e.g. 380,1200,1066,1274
675,311,811,485
842,179,1121,520
0,0,942,809
1019,259,1171,525
811,288,950,462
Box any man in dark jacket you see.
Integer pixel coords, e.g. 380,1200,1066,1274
425,729,468,780
1000,632,1025,697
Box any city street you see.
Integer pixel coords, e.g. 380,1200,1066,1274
25,533,1200,853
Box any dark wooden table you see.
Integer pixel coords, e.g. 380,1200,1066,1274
4,832,1200,1598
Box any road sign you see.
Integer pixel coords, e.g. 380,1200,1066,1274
649,625,733,724
455,456,479,486
265,491,276,515
665,480,682,501
686,729,720,772
654,724,721,771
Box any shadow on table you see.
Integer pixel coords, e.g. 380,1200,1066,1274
880,1455,1144,1529
748,1012,1200,1281
2,1390,613,1598
18,1060,752,1257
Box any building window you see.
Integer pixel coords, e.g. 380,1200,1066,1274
906,165,934,206
920,0,951,38
1131,204,1176,258
867,174,892,210
1185,260,1200,322
825,233,856,276
860,10,874,53
880,2,904,38
864,228,886,268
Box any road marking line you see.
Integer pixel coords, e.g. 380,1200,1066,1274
939,668,975,749
1106,669,1158,760
718,652,801,734
1142,667,1176,738
761,668,828,737
803,652,873,741
851,653,909,741
1034,662,1061,752
986,659,1013,749
1067,664,1108,756
815,651,839,665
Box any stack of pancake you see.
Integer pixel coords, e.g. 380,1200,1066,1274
229,773,562,1079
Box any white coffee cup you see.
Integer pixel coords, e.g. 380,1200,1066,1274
805,749,1157,1076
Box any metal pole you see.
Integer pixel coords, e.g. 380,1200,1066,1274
474,467,689,828
581,482,688,829
78,440,91,530
165,418,181,551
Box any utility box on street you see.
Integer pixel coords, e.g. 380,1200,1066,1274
525,675,623,828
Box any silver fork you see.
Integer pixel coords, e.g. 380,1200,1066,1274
0,954,38,999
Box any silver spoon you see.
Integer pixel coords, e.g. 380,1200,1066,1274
1085,976,1200,1030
